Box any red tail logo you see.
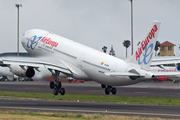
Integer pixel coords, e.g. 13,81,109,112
135,25,158,61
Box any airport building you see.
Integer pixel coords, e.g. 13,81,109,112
159,41,175,56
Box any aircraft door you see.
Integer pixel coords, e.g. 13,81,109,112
111,64,119,82
111,64,118,72
77,54,85,69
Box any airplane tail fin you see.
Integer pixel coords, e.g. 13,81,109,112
126,20,161,70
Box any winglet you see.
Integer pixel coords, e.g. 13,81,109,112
126,20,161,70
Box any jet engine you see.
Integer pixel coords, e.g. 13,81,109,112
9,64,35,78
128,68,154,80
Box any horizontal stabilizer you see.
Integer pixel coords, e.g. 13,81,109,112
104,72,144,76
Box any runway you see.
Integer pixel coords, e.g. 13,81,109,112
0,81,180,97
0,97,180,119
0,81,180,119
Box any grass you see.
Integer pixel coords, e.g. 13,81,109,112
0,109,176,120
0,91,180,105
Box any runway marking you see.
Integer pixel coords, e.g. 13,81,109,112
0,106,180,117
135,92,148,93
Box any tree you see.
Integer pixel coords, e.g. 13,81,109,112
102,46,107,53
109,45,116,57
155,41,160,57
157,52,160,56
123,40,131,57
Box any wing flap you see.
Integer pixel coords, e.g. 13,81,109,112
44,64,71,74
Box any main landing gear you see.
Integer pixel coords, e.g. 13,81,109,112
50,81,65,95
101,84,117,95
50,71,65,96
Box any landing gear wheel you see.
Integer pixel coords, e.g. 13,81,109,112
105,87,110,95
53,87,58,95
50,81,55,89
56,82,62,89
108,86,112,89
101,84,106,89
111,87,117,95
59,88,65,95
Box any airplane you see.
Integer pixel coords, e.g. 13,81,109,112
151,56,180,66
2,20,177,96
0,66,18,81
149,65,180,81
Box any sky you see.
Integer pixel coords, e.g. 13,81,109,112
0,0,180,57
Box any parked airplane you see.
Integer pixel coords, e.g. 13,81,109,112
150,65,180,81
0,52,60,81
0,66,18,81
1,20,174,95
151,56,180,66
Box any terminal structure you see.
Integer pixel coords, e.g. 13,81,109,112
160,41,175,56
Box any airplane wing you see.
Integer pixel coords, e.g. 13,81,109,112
0,57,72,75
151,56,180,66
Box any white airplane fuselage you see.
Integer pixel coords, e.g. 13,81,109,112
21,29,153,86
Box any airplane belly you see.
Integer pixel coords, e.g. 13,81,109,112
114,76,143,86
83,69,116,85
84,67,144,86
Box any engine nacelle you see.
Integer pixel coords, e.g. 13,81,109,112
9,64,35,78
128,68,154,80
